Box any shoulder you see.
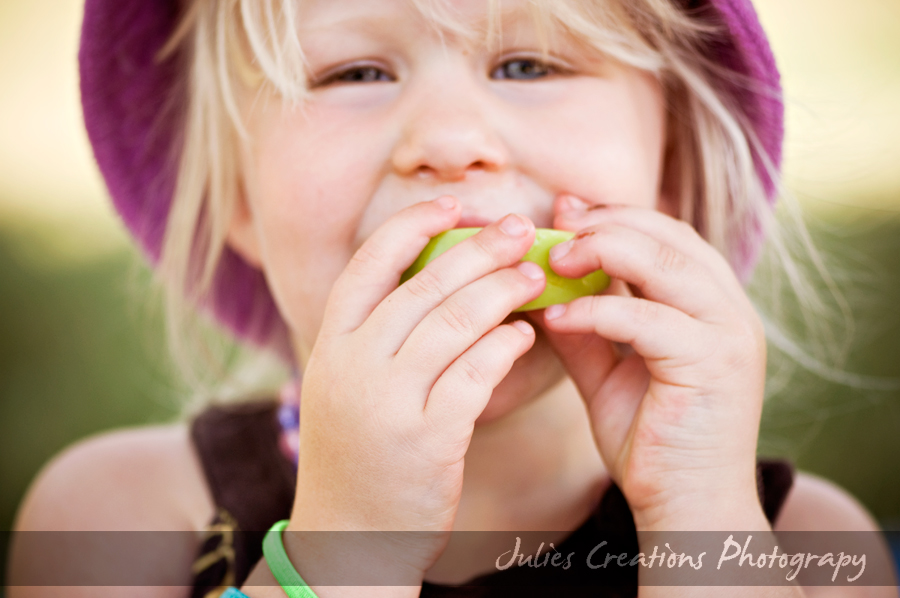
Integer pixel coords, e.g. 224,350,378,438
775,471,881,532
775,471,898,598
13,423,215,532
8,424,217,597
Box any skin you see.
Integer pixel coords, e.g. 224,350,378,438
7,0,896,597
229,0,668,422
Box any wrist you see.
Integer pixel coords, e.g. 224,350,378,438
282,526,428,587
627,460,768,532
633,486,771,533
241,544,423,598
241,521,425,598
288,496,451,583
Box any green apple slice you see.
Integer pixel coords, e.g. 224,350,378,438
400,228,610,312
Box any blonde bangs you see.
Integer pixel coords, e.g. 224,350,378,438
157,0,853,405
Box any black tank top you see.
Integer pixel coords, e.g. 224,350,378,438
187,400,794,598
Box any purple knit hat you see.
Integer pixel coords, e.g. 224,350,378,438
79,0,783,358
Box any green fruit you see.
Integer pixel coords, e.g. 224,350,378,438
400,228,610,312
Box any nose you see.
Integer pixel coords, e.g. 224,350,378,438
391,85,509,182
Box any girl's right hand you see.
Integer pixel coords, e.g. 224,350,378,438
285,196,545,587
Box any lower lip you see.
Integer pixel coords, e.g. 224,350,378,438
457,216,493,228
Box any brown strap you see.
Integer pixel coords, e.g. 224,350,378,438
189,399,296,595
188,399,795,597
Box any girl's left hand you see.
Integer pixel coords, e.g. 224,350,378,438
532,195,771,532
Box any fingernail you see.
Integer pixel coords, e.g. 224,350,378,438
549,239,573,261
562,194,590,212
500,214,528,236
511,320,534,335
545,304,567,320
436,196,457,209
517,261,544,280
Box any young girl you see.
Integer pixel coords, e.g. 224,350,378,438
8,0,896,596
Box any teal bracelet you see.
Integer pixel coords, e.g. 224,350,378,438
221,589,251,598
263,520,320,598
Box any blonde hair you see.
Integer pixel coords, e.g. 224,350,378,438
154,0,858,407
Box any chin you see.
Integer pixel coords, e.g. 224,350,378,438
474,322,565,425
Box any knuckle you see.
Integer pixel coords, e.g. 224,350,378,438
587,297,604,322
632,298,660,326
438,300,479,337
720,339,754,372
405,267,445,301
654,242,687,274
471,231,501,265
456,356,489,388
720,318,765,371
346,242,386,278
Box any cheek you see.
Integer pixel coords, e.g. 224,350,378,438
245,116,380,346
514,75,666,208
253,176,344,348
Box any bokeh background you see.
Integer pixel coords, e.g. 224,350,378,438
1,0,899,584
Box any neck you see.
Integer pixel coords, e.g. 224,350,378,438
423,377,608,584
459,377,607,530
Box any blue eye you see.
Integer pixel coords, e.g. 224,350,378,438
491,58,553,80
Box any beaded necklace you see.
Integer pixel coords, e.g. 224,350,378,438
276,377,301,466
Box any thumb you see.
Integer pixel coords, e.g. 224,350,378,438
585,353,649,472
524,308,618,401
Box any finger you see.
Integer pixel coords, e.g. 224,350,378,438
548,223,733,322
543,295,714,370
364,214,537,353
587,353,649,470
554,198,746,303
395,261,546,392
424,320,536,441
323,196,460,337
524,310,618,402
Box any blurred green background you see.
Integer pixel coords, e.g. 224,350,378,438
1,0,899,575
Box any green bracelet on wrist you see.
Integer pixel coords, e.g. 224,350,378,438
263,520,320,598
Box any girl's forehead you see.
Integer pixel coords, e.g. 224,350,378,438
297,0,549,40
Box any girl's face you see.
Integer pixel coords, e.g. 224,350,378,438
229,0,669,423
